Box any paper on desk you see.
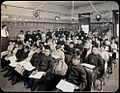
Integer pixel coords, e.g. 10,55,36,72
22,61,35,71
9,62,18,67
81,63,95,70
29,71,46,79
56,79,78,92
8,55,16,63
9,55,17,67
15,64,25,75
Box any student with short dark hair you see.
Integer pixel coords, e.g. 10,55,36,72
65,50,87,91
49,39,57,51
9,45,30,85
23,45,44,88
16,37,22,45
31,31,37,42
85,46,104,87
36,30,42,40
17,30,25,43
46,29,52,39
31,45,55,91
15,45,30,62
24,31,31,43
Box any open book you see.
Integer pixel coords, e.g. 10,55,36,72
8,55,17,67
15,64,25,75
81,63,95,70
56,79,79,92
29,71,46,79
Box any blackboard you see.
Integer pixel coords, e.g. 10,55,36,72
90,22,113,32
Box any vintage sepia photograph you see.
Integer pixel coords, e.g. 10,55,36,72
1,1,119,92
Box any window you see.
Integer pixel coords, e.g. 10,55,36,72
81,25,89,34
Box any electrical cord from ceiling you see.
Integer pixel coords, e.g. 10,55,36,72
89,1,100,14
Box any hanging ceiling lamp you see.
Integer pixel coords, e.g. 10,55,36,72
33,1,47,18
90,1,101,21
71,1,75,22
96,13,101,21
55,16,60,20
33,10,39,18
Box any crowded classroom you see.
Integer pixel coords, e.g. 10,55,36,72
1,1,119,92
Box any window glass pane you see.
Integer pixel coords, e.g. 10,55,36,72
81,25,89,34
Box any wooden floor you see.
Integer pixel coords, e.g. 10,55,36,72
0,61,119,92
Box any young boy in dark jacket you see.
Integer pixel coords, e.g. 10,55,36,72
31,45,55,91
15,45,30,62
11,45,30,85
23,44,43,88
65,50,87,91
85,46,104,87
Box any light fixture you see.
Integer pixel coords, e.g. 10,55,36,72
33,10,39,18
71,1,75,22
116,11,119,14
90,1,102,21
19,18,22,21
33,1,47,19
96,13,101,21
55,16,60,20
13,17,16,20
72,18,75,23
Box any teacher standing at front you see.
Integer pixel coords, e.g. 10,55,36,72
1,25,9,52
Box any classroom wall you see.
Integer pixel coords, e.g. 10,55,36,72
1,1,118,39
1,21,79,40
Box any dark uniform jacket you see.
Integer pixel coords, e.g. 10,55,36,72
25,34,31,42
85,53,104,71
30,52,43,69
38,54,54,72
66,63,87,91
15,48,29,62
31,34,37,42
